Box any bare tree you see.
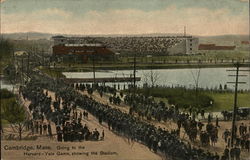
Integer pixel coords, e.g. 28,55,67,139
149,69,160,88
142,70,149,87
143,69,160,88
190,66,201,92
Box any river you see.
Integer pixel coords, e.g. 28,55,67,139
63,67,250,90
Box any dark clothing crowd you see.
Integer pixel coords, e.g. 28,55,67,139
21,80,102,142
18,75,229,160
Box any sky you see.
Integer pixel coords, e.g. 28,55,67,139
0,0,249,36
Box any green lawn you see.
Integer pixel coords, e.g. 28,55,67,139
147,91,250,112
122,50,249,62
206,92,250,112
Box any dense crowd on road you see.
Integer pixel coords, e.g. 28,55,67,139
18,75,232,160
123,93,250,159
20,80,103,142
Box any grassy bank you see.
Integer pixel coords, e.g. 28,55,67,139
122,50,250,62
133,87,250,112
207,92,250,112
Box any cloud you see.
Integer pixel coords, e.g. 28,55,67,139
1,6,248,36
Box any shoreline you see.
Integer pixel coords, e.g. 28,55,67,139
55,63,250,72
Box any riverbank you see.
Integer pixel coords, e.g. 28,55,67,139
50,62,250,73
133,87,250,112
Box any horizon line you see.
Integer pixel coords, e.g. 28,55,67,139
1,31,249,37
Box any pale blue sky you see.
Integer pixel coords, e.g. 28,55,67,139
1,0,249,35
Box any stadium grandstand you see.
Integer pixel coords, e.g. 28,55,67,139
51,35,199,56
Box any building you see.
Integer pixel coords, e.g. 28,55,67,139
241,41,250,45
168,36,199,55
51,35,199,56
198,44,236,50
51,36,115,62
53,44,114,56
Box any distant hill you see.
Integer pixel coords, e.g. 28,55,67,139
2,32,53,40
2,32,248,45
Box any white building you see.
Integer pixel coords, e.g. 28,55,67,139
168,36,199,55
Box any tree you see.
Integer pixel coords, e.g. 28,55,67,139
143,70,160,88
149,69,160,88
190,66,201,116
2,99,27,140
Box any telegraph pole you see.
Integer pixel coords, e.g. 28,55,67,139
227,62,248,147
133,52,136,95
27,52,30,75
230,63,239,147
21,57,24,85
92,51,96,86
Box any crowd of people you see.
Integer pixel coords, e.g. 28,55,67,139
222,122,250,154
124,92,250,159
20,79,103,142
69,36,184,54
124,93,221,147
19,75,227,160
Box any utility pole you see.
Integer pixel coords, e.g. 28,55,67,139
92,51,96,86
230,63,239,148
133,52,136,95
27,52,30,75
21,56,24,85
227,62,248,147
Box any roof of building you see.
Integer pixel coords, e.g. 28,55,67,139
241,41,250,45
52,45,114,56
51,35,65,39
199,44,235,50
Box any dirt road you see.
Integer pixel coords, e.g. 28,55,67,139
1,91,163,160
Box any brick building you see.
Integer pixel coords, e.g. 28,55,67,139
198,44,236,50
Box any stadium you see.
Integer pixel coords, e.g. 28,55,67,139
51,35,199,56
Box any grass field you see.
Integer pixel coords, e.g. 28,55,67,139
206,92,250,112
121,50,249,62
155,92,250,112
